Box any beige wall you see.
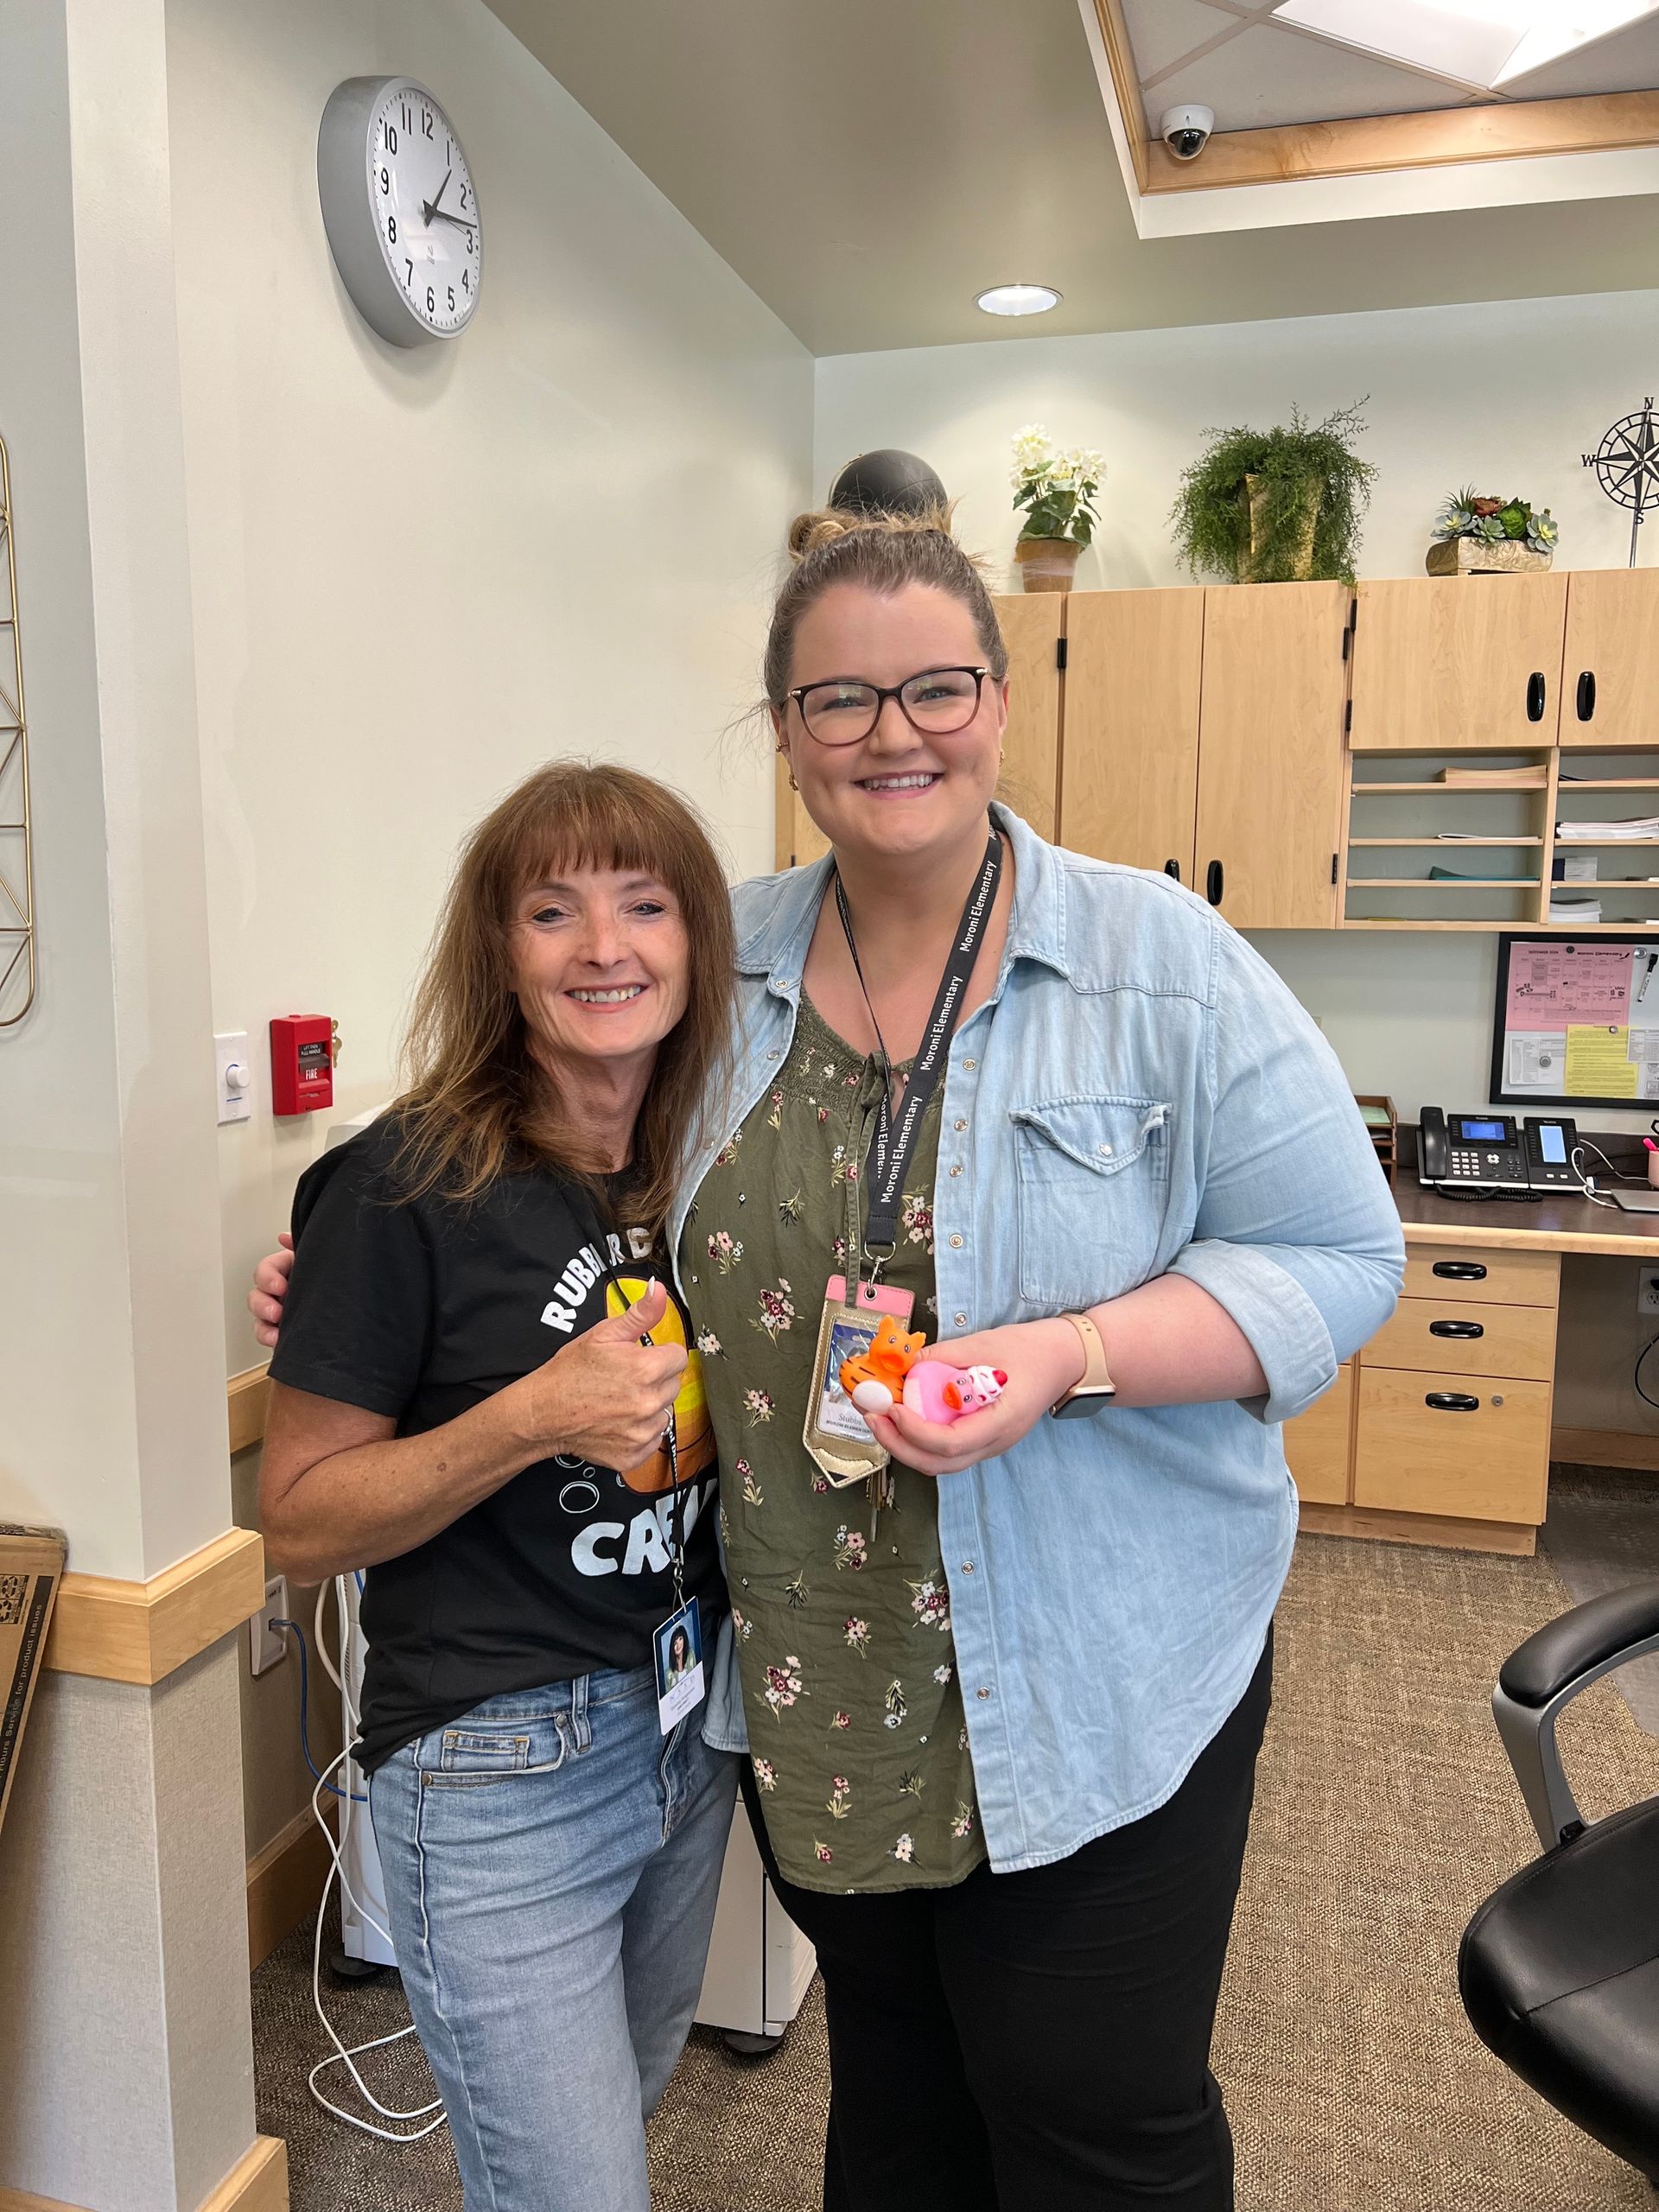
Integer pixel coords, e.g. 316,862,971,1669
162,0,812,1857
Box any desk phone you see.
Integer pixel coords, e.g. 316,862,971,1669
1418,1109,1583,1193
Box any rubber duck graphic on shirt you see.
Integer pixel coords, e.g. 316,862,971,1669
606,1274,716,1495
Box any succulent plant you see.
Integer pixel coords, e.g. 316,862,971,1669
1432,486,1559,556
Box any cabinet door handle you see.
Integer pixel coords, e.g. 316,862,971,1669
1433,1261,1487,1281
1429,1319,1484,1338
1425,1391,1481,1412
1163,859,1181,882
1526,671,1547,722
1576,671,1596,721
1205,859,1224,906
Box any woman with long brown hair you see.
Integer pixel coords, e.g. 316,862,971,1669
257,762,739,2212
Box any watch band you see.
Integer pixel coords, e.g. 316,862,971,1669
1050,1310,1116,1414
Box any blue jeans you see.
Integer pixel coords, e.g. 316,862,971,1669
369,1663,738,2212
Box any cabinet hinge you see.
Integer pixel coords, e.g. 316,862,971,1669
1055,635,1068,671
1332,852,1339,886
1344,699,1353,734
1341,625,1351,662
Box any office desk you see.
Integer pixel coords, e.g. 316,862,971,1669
1290,1179,1659,1557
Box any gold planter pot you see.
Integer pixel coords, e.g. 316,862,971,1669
1425,537,1554,576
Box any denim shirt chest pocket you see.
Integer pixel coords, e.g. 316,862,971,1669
1011,1094,1172,1310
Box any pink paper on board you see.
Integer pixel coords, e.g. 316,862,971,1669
1504,943,1633,1032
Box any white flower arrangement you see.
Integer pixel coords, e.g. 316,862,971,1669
1010,423,1106,546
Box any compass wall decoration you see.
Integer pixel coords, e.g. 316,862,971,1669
1583,397,1659,568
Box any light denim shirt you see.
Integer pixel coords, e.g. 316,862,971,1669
683,804,1403,1873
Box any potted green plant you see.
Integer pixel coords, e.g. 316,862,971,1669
1427,487,1558,575
1009,425,1105,592
1169,401,1376,585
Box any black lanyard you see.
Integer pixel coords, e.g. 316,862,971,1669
571,1186,689,1611
835,826,1002,1271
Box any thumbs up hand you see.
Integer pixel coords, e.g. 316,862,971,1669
512,1278,688,1472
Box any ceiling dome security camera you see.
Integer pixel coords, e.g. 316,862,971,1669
1160,103,1215,161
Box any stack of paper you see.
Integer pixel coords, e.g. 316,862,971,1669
1548,894,1603,923
1556,817,1659,841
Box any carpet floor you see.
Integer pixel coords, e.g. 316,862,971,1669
253,1484,1659,2211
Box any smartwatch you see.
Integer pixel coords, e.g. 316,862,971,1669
1048,1311,1117,1420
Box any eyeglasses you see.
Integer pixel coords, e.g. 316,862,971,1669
784,666,990,748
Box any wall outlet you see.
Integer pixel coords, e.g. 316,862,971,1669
1638,1268,1659,1318
249,1573,289,1676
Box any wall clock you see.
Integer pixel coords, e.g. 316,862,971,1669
317,76,482,347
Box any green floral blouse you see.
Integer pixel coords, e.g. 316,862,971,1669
678,995,986,1893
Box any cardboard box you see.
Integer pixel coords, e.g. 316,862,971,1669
0,1522,67,1839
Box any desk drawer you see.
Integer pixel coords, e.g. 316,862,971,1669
1402,1246,1560,1308
1353,1368,1550,1525
1368,1295,1555,1382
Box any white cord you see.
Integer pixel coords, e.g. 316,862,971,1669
314,1578,345,1694
298,1572,448,2142
304,1746,448,2140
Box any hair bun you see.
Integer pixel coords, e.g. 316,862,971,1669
786,508,860,561
785,502,956,563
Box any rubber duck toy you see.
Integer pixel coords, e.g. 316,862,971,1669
839,1313,1007,1427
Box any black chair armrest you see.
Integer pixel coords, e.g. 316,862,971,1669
1492,1580,1659,1852
1501,1582,1659,1708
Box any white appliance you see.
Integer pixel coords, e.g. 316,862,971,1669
321,1109,817,2044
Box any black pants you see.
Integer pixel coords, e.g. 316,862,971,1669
742,1631,1272,2212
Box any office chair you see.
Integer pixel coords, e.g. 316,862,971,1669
1459,1583,1659,2186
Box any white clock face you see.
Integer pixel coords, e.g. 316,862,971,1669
365,80,480,337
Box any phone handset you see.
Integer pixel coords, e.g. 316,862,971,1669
1418,1106,1449,1183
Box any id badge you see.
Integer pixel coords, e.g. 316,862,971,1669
803,1274,917,1488
653,1596,704,1737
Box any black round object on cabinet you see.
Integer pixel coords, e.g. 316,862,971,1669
828,449,947,518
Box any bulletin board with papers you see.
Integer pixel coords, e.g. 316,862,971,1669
1491,933,1659,1109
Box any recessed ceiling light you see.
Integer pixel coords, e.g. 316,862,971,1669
976,283,1063,318
1272,0,1659,90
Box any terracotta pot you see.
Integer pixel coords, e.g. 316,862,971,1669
1014,536,1083,593
1243,474,1322,582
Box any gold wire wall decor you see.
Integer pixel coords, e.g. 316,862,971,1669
0,434,35,1028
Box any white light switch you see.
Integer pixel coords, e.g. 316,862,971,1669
215,1030,252,1125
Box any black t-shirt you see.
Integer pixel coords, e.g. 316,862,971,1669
269,1117,721,1772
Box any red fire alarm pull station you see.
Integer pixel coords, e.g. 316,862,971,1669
270,1014,334,1116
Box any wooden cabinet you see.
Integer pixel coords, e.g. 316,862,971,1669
1059,582,1346,928
774,754,830,872
993,594,1064,842
1300,1240,1561,1553
1560,569,1659,747
1348,574,1568,751
1193,582,1349,929
1284,1360,1353,1505
1058,588,1203,887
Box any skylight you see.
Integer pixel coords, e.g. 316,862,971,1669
1271,0,1659,90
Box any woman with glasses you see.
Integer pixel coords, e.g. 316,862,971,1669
253,508,1402,2211
669,506,1402,2212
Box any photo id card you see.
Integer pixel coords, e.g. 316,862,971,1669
653,1597,704,1736
802,1274,917,1488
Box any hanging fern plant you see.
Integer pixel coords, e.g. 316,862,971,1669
1170,402,1376,585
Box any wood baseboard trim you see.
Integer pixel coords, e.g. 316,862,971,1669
0,2134,287,2212
247,1803,336,1971
44,1526,266,1686
229,1363,272,1456
1551,1427,1659,1473
1298,1502,1535,1556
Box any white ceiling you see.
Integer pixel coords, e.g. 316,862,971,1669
1126,0,1659,131
483,0,1659,355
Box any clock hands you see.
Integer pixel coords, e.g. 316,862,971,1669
421,168,451,226
427,207,477,236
